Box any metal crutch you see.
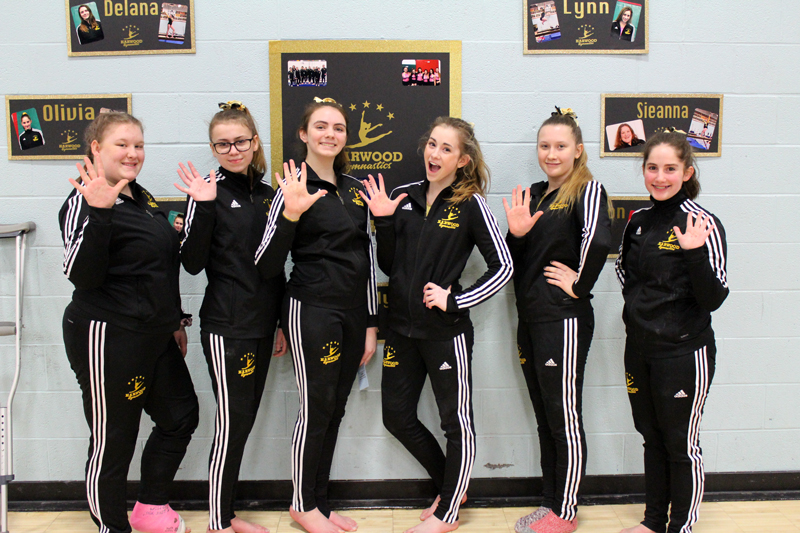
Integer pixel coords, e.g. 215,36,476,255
0,222,36,533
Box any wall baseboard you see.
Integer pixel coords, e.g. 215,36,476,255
9,473,800,512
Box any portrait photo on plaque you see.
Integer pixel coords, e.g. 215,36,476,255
605,119,646,152
70,2,105,45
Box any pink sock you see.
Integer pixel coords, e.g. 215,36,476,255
129,502,186,533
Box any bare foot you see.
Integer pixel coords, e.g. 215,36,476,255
620,525,658,533
329,512,357,532
419,494,467,521
231,516,269,533
405,515,459,533
207,528,234,533
289,506,344,533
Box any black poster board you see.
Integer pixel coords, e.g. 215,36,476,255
608,196,651,257
601,94,724,157
6,94,131,160
65,0,195,56
153,197,187,229
524,0,647,54
270,40,461,194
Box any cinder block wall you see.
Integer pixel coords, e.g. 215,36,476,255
1,0,798,484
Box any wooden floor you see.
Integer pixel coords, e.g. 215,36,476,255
7,500,800,532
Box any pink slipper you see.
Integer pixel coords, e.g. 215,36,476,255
129,502,187,533
529,510,577,533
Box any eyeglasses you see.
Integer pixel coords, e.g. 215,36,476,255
212,138,253,154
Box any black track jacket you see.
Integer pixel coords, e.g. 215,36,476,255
615,189,728,357
254,165,378,326
374,180,513,341
507,180,612,323
180,167,285,339
59,180,181,334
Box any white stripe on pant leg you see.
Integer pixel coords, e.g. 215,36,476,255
560,317,583,521
208,334,230,530
288,298,310,512
86,321,108,530
443,334,476,524
680,346,710,533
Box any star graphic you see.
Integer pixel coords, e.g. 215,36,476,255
363,101,370,108
387,112,395,120
349,103,356,111
376,104,384,111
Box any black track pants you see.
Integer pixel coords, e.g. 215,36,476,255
62,305,199,533
283,297,366,517
517,314,592,521
381,328,475,524
625,343,715,533
201,332,274,530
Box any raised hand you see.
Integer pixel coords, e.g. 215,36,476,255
423,282,451,312
675,212,714,250
68,152,128,209
277,160,327,221
359,173,407,217
503,185,544,237
175,161,217,201
544,261,578,298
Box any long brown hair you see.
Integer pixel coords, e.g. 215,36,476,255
642,131,701,199
615,6,633,23
539,113,614,217
209,104,266,182
297,100,350,174
418,116,489,205
614,123,641,149
77,4,98,32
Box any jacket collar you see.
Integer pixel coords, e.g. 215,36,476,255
217,166,262,194
303,162,341,194
406,179,456,211
652,188,688,211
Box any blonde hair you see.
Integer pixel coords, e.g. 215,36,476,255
209,105,266,182
84,111,142,163
539,114,613,217
419,117,489,205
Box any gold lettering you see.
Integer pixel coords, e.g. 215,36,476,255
682,106,689,118
78,104,83,121
587,2,596,14
43,105,52,121
393,152,403,162
563,0,572,14
575,2,584,19
104,0,112,16
124,0,128,16
600,1,609,13
150,2,158,14
129,2,138,15
85,107,95,120
115,3,123,15
67,107,77,121
616,207,626,219
637,102,643,118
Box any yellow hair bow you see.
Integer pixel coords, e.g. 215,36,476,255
313,97,338,104
218,101,246,111
552,106,579,126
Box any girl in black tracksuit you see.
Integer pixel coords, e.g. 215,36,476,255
363,117,513,532
504,110,612,533
60,112,198,533
176,103,285,533
255,100,378,533
616,132,728,533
